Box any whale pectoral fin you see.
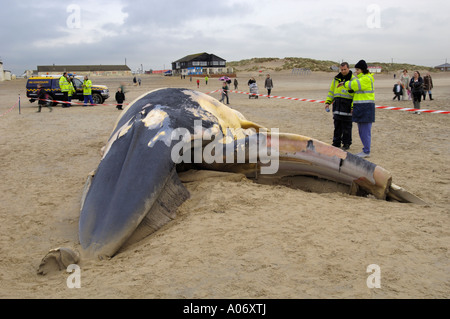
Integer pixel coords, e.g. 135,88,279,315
387,183,428,205
119,168,190,251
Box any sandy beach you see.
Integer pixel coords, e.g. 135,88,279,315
0,69,448,299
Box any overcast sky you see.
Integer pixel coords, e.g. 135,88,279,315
1,0,449,75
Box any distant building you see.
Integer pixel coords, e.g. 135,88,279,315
37,65,132,76
171,52,233,76
0,61,12,81
368,66,382,73
434,63,450,71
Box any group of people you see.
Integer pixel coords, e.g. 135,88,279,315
218,75,273,104
394,70,434,113
325,60,375,158
59,72,95,107
246,74,274,97
37,72,95,112
325,61,437,158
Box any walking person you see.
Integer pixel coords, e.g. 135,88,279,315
205,76,209,85
264,74,273,98
196,79,200,88
82,75,94,106
422,72,434,100
409,71,424,114
219,81,229,104
400,69,410,101
36,84,53,112
341,60,375,158
115,87,125,110
234,78,238,90
392,81,403,101
324,62,355,150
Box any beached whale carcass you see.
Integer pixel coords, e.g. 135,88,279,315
36,87,426,271
76,88,426,259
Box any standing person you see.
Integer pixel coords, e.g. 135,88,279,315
196,79,200,88
68,75,76,106
423,72,434,100
205,75,209,85
264,74,273,98
219,81,229,104
409,71,424,114
133,76,137,86
325,62,355,150
400,69,410,100
234,78,238,90
392,81,403,101
341,60,375,158
36,84,53,112
59,72,71,107
115,87,125,110
82,75,94,106
138,77,141,86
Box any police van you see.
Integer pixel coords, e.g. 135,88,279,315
26,74,110,106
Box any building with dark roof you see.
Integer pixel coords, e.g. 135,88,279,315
171,52,233,76
434,63,450,71
37,65,132,76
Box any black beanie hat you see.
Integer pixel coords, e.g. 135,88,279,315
355,60,368,70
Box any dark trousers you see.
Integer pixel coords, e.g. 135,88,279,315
220,92,229,104
333,119,352,147
61,92,71,107
393,93,401,100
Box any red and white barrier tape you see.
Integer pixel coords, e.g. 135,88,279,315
36,98,130,107
0,99,19,117
3,91,448,117
207,89,450,114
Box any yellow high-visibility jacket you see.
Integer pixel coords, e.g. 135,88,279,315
343,72,375,123
59,76,70,92
83,79,92,95
325,72,355,119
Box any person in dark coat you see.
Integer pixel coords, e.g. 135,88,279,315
219,81,229,104
409,71,424,114
36,84,52,112
325,62,355,150
422,72,434,100
115,87,125,110
392,81,403,101
264,74,273,98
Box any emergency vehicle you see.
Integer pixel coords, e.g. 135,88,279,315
26,74,110,106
